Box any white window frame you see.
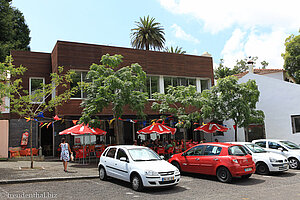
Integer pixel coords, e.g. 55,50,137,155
29,77,45,104
291,115,300,134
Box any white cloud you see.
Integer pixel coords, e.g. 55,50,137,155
171,24,200,43
221,28,288,69
159,0,300,34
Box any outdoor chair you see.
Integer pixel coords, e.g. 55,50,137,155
166,146,174,159
156,147,165,155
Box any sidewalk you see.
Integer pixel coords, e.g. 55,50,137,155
0,159,99,184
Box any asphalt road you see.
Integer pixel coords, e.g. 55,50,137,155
1,170,300,200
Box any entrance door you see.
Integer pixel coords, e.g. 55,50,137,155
41,126,53,156
245,124,265,142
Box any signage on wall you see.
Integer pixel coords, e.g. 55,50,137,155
75,138,81,144
21,132,29,146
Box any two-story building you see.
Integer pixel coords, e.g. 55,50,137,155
0,40,214,158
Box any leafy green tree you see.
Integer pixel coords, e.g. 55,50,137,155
151,85,202,149
282,31,300,84
0,0,30,62
80,54,148,144
260,61,269,69
201,76,264,141
131,15,165,51
0,56,77,168
165,46,186,54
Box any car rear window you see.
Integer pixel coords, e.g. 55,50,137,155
228,145,248,156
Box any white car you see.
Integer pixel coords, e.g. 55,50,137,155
231,142,289,174
252,139,300,169
98,145,180,191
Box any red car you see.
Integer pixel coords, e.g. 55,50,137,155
168,142,255,183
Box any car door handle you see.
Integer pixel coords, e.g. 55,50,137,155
213,158,219,161
195,158,200,161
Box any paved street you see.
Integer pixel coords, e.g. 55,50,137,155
1,170,300,200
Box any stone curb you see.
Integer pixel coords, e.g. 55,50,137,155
0,175,99,185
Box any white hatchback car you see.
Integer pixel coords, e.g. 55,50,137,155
231,142,289,174
252,139,300,169
98,145,180,191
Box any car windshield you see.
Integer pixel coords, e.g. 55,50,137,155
228,145,248,156
280,141,300,150
128,148,161,161
245,144,267,153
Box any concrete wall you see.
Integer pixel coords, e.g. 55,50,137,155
0,120,9,158
219,73,300,144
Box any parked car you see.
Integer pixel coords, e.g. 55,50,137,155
168,142,255,183
230,142,289,174
98,145,180,191
252,139,300,169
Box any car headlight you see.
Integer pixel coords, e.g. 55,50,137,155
232,159,238,164
269,157,278,162
145,170,159,176
175,168,180,174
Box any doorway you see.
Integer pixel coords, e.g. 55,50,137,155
40,125,53,156
245,124,266,142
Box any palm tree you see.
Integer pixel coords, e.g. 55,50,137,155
131,16,165,51
165,46,186,54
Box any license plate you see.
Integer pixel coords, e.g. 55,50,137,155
244,168,252,172
162,177,174,182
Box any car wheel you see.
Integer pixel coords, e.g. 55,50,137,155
216,167,232,183
172,161,181,172
256,162,270,175
99,167,107,181
131,174,143,192
288,158,300,169
241,174,252,179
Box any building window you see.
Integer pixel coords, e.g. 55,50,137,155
71,71,88,99
291,115,300,134
29,77,45,103
146,76,159,99
163,76,196,93
201,79,209,92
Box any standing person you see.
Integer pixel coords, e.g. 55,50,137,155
59,138,72,172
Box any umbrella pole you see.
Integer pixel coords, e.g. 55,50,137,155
83,136,85,165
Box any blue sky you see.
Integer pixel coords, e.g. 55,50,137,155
12,0,300,69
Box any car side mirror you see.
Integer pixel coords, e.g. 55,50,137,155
120,157,128,162
160,155,164,160
278,147,284,152
182,152,186,157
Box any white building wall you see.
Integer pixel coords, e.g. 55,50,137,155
217,73,300,144
262,72,284,81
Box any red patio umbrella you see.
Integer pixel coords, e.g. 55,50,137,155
59,123,106,136
59,123,106,164
194,122,228,133
137,123,176,135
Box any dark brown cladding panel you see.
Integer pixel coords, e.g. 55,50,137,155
54,41,214,79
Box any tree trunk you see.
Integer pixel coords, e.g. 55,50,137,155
30,119,34,168
114,115,119,144
183,128,187,151
234,123,238,142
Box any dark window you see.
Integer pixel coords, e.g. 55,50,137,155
185,145,204,156
163,77,197,94
30,78,44,103
268,142,282,149
201,79,209,92
70,71,88,98
116,148,128,160
228,146,247,156
146,76,159,99
291,115,300,134
255,141,266,148
106,148,117,158
204,145,222,156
